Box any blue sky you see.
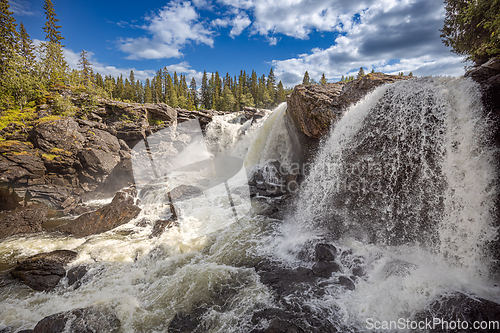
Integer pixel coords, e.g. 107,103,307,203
11,0,467,87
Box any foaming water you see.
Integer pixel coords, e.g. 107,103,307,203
1,79,499,332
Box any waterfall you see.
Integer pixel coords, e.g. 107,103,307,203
1,80,499,332
292,77,497,273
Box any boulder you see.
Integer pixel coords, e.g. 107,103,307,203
29,118,85,155
31,307,120,333
56,190,141,237
169,185,204,202
414,292,500,333
149,219,179,238
0,141,46,184
0,204,48,239
286,73,413,163
10,250,77,291
66,265,89,288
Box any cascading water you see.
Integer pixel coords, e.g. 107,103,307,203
0,79,499,332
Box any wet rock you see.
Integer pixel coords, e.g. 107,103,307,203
56,190,141,237
311,261,341,278
0,185,23,210
0,204,48,239
169,185,204,202
414,292,500,333
31,307,120,333
10,250,77,291
338,276,355,290
25,185,76,209
257,261,316,296
352,266,365,277
314,243,337,262
66,265,88,287
286,72,413,163
168,308,207,333
150,219,179,238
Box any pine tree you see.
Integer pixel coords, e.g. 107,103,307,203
189,77,198,109
409,72,414,77
0,0,18,77
320,73,327,84
40,0,67,86
276,81,286,103
357,67,365,79
302,71,310,85
18,22,35,71
371,69,375,73
250,70,258,103
144,78,152,103
43,0,64,45
201,71,209,109
78,50,93,86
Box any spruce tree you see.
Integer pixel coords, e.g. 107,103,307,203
302,71,310,85
0,0,18,77
43,0,64,45
201,71,209,109
78,50,93,86
18,22,35,71
189,77,198,109
320,73,327,84
357,67,365,79
144,78,152,103
41,0,67,86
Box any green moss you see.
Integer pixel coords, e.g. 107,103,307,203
0,107,37,131
34,115,63,124
41,153,57,161
49,147,72,156
149,118,164,126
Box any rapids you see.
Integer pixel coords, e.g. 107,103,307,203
1,77,499,332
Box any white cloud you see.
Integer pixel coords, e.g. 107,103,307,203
229,14,251,37
118,1,215,60
9,0,36,16
267,0,466,86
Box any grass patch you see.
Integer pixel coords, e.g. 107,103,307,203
149,118,164,126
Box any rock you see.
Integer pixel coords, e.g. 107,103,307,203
31,307,120,333
56,190,141,237
66,265,88,287
338,276,355,290
0,141,46,184
168,308,206,333
311,261,341,278
0,204,48,239
78,147,119,175
29,118,85,155
257,261,316,296
414,292,500,333
10,250,77,291
286,73,413,163
25,185,76,209
149,219,178,238
0,186,23,210
314,243,337,262
169,185,204,202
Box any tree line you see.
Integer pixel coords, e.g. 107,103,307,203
96,67,292,111
0,0,292,113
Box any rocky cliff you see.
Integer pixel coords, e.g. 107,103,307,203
0,95,226,214
286,73,413,164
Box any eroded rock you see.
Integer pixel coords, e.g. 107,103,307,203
0,204,48,239
56,190,141,237
10,250,77,291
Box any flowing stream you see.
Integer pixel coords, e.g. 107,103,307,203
1,77,499,332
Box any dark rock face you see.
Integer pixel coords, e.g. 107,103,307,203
66,265,88,288
10,250,77,291
56,190,141,237
415,292,500,333
0,204,47,239
30,118,85,155
286,73,413,164
31,307,120,333
169,185,204,202
150,219,178,238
